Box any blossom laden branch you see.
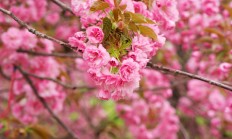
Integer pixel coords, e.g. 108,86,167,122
1,7,231,94
18,69,93,90
17,49,81,58
147,62,232,92
49,0,75,15
137,79,188,93
0,7,79,52
15,65,79,139
179,122,190,139
0,88,9,93
0,68,10,80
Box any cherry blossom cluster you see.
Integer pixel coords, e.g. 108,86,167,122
69,0,179,100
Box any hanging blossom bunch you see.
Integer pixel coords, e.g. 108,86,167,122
69,0,179,100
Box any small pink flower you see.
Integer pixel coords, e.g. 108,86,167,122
133,1,148,15
86,26,104,43
69,37,86,51
74,32,86,41
119,58,140,82
21,30,38,49
219,62,232,73
109,57,119,67
71,0,86,16
45,13,60,25
111,90,124,101
40,39,54,52
104,74,122,89
87,68,104,85
1,27,22,49
98,90,111,100
68,31,87,51
83,45,110,67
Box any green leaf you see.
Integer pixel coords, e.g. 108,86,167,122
204,28,224,38
113,9,120,21
103,17,112,40
120,49,128,56
28,125,54,139
69,112,79,121
143,0,154,9
123,12,131,24
128,22,139,32
114,0,122,7
126,11,155,24
224,130,232,137
111,67,119,74
90,1,110,12
120,34,132,50
195,37,214,43
108,47,120,59
102,100,116,119
119,4,127,11
223,5,232,17
196,116,207,126
138,25,157,40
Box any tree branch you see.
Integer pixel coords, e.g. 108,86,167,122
0,68,11,80
19,69,92,90
179,122,190,139
147,62,232,92
15,65,79,139
0,8,79,52
17,49,81,58
49,0,75,15
0,88,9,93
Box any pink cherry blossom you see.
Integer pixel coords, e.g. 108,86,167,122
86,26,104,44
1,27,23,49
119,58,140,82
83,45,110,67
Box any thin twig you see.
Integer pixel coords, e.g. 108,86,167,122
15,65,79,139
147,63,232,92
0,68,10,80
0,8,79,52
0,88,9,93
137,79,188,92
179,122,190,139
17,49,81,58
20,70,92,90
49,0,75,15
